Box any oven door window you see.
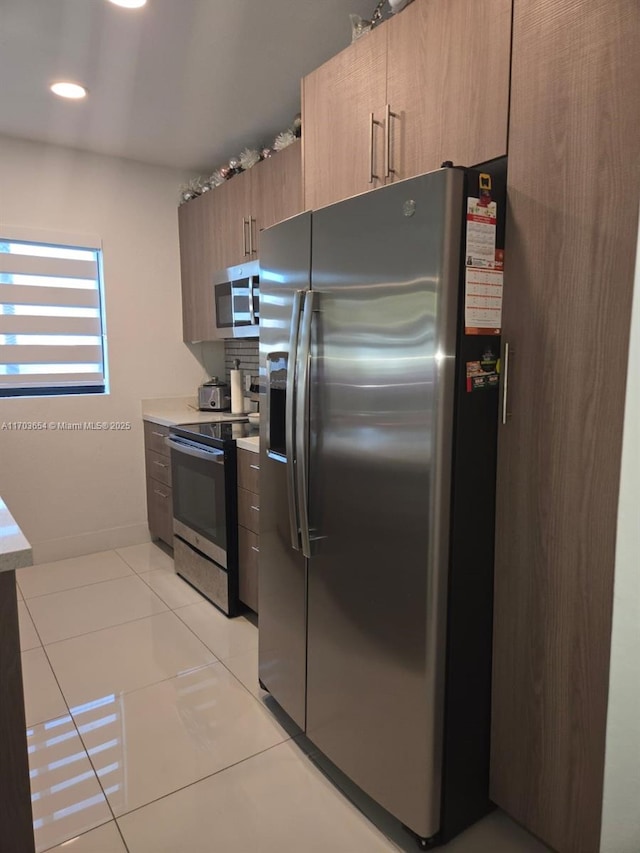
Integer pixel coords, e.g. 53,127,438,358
171,447,227,551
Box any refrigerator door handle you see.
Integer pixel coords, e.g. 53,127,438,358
296,290,316,559
286,290,305,550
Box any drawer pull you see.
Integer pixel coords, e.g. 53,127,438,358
153,489,169,499
151,430,165,437
250,505,260,512
153,461,168,469
249,464,260,471
251,545,260,553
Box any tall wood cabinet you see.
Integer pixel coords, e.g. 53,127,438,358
178,142,302,342
302,0,511,211
490,1,640,852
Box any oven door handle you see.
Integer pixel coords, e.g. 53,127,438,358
165,436,225,464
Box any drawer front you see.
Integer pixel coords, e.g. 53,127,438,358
174,536,231,615
238,526,259,613
144,421,170,457
238,450,260,493
146,449,172,488
238,487,260,535
146,478,173,546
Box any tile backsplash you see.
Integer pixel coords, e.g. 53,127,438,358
224,339,259,385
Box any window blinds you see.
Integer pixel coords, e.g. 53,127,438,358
0,230,106,396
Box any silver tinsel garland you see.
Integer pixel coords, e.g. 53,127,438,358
179,113,302,205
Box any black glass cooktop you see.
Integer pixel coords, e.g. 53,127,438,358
170,420,258,448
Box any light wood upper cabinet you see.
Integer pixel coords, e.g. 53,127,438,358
251,141,302,257
302,0,512,209
302,24,388,211
209,168,252,272
178,143,302,342
385,0,511,181
178,191,216,343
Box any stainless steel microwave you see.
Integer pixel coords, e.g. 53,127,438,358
213,261,260,339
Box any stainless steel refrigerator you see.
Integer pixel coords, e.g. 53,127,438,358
259,164,505,847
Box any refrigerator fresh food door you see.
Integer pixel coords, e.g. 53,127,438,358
306,169,464,840
258,211,312,731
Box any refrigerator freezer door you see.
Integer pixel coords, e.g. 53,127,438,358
258,212,311,731
306,169,464,839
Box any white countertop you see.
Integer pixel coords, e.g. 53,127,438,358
236,436,260,453
142,396,249,428
0,497,33,574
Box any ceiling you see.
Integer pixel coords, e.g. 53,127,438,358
0,0,376,173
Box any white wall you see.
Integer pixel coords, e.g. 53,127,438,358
600,217,640,852
0,135,224,562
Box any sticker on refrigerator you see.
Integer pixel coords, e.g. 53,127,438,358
466,351,499,393
464,197,503,335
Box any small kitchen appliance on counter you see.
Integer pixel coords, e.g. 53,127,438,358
166,420,258,616
198,377,230,411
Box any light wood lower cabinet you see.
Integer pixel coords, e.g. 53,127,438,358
143,422,173,548
237,449,260,612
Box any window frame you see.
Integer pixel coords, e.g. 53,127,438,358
0,227,108,399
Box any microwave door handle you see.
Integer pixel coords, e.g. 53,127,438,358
295,290,315,559
165,436,225,464
286,290,304,551
248,277,256,326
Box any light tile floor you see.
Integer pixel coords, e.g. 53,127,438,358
17,543,551,853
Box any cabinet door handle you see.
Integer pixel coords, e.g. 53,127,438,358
250,505,260,512
369,113,381,183
242,218,250,257
154,489,169,499
384,104,397,179
251,545,260,553
502,342,512,425
153,461,168,469
248,217,256,255
250,464,260,471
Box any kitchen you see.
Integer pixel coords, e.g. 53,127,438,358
0,1,638,853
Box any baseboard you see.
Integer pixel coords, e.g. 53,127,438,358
31,523,151,564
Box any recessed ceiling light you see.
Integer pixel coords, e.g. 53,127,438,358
50,82,88,100
107,0,147,8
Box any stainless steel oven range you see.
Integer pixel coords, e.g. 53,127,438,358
166,421,256,617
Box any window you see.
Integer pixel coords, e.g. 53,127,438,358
0,229,107,397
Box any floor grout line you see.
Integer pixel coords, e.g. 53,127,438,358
17,545,286,852
24,595,171,647
18,568,152,603
39,607,195,653
38,818,116,853
30,636,120,852
113,737,294,825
